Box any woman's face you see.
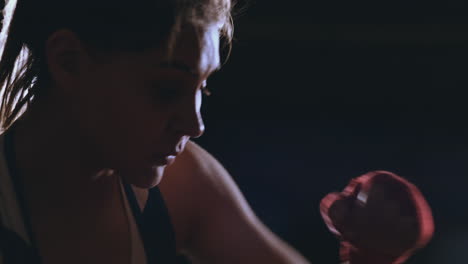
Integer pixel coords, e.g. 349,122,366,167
64,24,221,188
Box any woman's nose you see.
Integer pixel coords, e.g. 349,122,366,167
184,110,205,138
171,98,205,138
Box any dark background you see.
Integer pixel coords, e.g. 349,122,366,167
194,0,468,263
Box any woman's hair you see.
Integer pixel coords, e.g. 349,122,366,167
0,0,235,130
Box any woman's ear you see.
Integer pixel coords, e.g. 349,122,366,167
45,29,89,90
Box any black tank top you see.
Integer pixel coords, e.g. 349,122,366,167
1,131,181,264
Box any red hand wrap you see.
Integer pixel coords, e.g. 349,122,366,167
320,171,434,264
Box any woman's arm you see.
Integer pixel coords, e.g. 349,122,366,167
164,141,311,264
160,142,433,264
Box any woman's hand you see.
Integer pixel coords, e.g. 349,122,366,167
320,171,434,264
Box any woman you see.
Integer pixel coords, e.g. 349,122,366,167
0,0,433,263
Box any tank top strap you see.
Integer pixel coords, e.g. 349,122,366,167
122,180,178,263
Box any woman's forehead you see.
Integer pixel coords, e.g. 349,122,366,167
149,25,221,78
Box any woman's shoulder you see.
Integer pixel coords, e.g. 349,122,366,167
133,140,215,250
158,140,217,219
156,140,238,250
168,140,217,171
160,140,234,199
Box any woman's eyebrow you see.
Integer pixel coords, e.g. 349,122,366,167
156,60,221,78
158,61,193,73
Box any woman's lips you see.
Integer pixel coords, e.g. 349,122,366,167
152,155,176,166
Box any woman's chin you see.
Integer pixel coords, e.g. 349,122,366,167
117,165,166,189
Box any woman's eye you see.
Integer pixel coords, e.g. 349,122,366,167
201,86,212,96
201,80,212,96
152,85,181,103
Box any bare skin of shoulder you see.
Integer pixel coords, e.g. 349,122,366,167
142,141,311,263
132,140,202,253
